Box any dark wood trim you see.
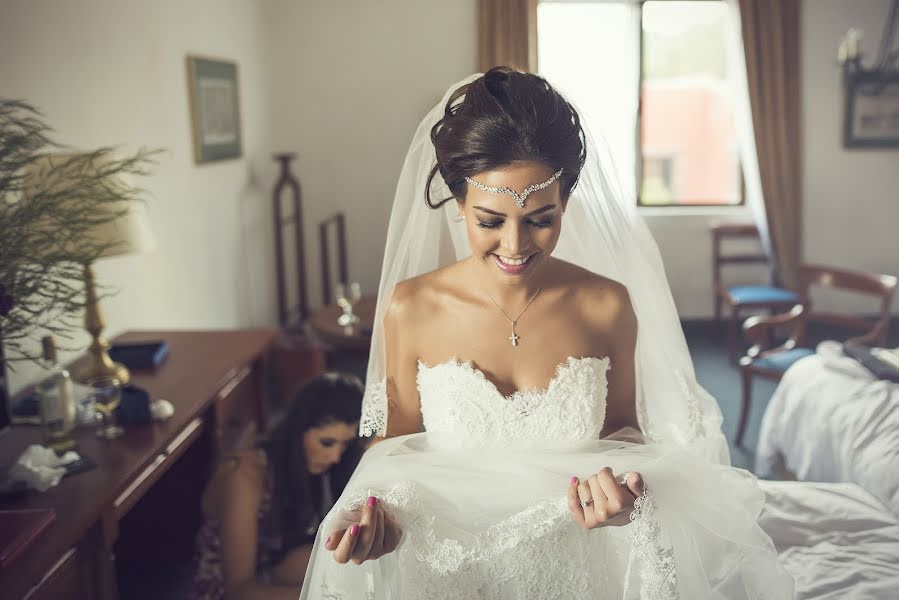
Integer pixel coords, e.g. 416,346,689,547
273,154,308,327
318,213,349,306
0,329,277,600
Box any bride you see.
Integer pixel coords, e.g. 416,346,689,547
299,68,793,599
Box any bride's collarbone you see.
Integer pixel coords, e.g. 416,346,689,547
413,305,608,357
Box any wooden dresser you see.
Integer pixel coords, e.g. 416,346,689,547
0,329,276,600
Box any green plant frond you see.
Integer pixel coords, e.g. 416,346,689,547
0,99,162,365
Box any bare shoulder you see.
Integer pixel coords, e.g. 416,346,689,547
385,262,466,324
204,450,266,518
550,258,631,308
549,258,636,333
219,451,266,500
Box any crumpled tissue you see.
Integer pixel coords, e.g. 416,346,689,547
9,444,80,492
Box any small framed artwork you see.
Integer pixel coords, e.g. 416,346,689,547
186,56,243,163
843,71,899,148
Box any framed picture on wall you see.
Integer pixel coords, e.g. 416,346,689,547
843,71,899,148
186,56,243,163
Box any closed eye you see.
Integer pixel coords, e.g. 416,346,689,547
476,220,502,229
529,219,554,229
476,218,554,230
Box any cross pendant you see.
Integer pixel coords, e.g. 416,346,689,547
509,324,520,347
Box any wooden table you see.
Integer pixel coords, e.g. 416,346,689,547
0,329,276,600
306,295,376,354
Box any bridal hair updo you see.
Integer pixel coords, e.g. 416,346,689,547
426,66,587,209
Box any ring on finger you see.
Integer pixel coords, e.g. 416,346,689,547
577,484,594,509
616,471,632,486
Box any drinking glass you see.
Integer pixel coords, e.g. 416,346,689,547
336,282,359,327
89,377,124,440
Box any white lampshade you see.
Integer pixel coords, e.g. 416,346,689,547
25,152,156,260
88,197,156,259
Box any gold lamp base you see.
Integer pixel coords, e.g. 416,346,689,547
74,263,131,385
75,343,131,385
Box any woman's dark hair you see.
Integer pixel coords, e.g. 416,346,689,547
265,372,364,554
426,66,587,209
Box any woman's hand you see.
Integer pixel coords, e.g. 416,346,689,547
567,468,644,529
325,497,402,564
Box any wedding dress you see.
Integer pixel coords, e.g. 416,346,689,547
299,72,794,598
299,356,793,599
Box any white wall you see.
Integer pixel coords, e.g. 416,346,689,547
801,0,899,312
260,0,478,309
1,0,276,392
646,0,899,318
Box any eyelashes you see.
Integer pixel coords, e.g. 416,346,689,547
476,218,554,230
476,221,501,229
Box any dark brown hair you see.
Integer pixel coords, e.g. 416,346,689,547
425,67,587,209
264,372,364,556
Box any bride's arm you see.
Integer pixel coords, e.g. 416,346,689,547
599,285,642,442
380,280,425,439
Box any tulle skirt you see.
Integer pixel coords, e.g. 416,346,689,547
300,434,794,599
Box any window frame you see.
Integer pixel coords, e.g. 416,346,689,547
635,0,745,208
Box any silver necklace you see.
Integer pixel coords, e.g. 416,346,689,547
482,287,542,347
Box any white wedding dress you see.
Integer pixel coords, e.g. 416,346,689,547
299,356,794,599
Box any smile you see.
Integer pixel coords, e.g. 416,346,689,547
492,253,537,273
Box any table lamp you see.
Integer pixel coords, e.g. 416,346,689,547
27,153,156,385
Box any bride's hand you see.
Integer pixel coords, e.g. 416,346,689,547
567,468,644,529
325,497,402,564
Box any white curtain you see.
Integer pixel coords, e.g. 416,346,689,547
723,0,774,261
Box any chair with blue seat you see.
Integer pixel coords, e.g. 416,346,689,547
711,223,800,362
735,264,898,446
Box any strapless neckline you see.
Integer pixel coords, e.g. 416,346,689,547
417,356,610,401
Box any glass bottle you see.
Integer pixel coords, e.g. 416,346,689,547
37,336,76,452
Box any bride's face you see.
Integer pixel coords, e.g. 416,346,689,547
459,161,564,284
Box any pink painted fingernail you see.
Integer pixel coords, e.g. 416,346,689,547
326,535,331,545
367,496,377,507
570,476,578,486
350,525,360,536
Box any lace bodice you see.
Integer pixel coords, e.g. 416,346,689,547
417,356,610,445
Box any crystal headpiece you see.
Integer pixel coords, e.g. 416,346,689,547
464,168,564,208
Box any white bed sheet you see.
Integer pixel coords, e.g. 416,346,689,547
755,342,899,517
759,480,899,600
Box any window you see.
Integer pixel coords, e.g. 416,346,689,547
539,0,743,207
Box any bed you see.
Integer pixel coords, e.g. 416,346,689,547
759,480,899,599
755,341,899,517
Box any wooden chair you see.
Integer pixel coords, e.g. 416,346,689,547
712,223,800,362
319,212,349,306
735,264,898,446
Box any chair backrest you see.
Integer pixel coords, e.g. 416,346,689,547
319,212,349,306
710,223,773,289
798,263,898,345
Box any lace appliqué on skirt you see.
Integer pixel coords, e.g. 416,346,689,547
360,380,388,438
625,488,678,600
323,479,678,600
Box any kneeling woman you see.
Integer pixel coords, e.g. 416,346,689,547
188,372,364,600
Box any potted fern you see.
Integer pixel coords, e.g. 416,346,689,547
0,99,157,421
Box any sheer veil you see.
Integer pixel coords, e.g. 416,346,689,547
360,74,730,465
